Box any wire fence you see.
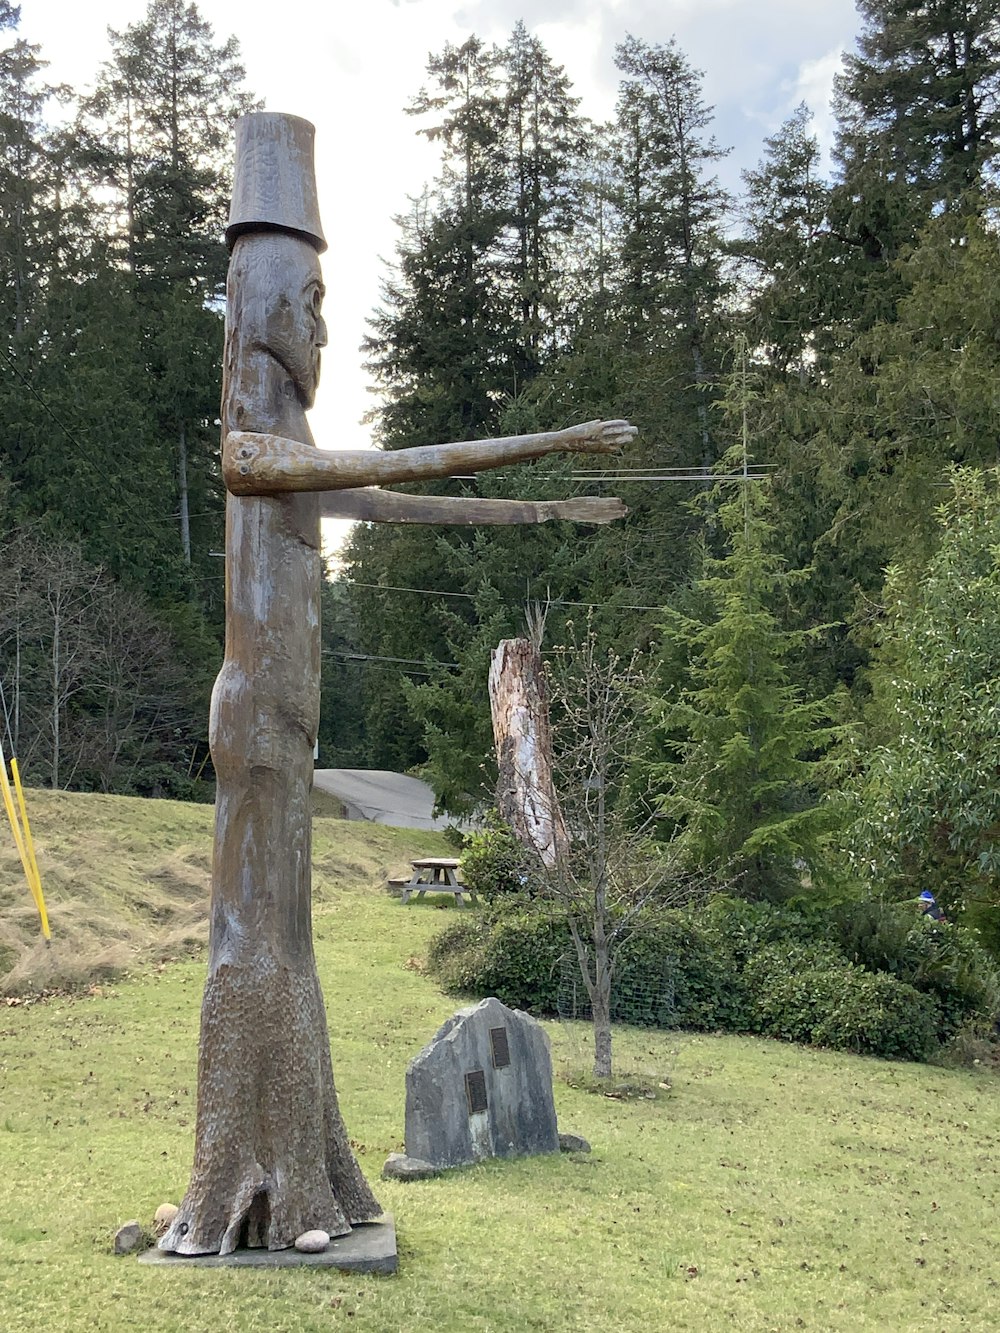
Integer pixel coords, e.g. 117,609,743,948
556,950,680,1029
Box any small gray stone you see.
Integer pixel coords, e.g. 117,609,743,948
294,1229,330,1253
381,1152,439,1181
558,1132,592,1154
114,1221,143,1254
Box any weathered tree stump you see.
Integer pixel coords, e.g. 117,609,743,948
489,638,568,869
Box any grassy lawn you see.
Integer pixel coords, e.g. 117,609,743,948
1,791,999,1330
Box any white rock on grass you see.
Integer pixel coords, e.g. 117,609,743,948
153,1203,179,1236
294,1229,330,1253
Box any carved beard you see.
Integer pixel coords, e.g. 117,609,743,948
263,293,322,409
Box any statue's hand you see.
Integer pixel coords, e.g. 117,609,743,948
560,419,637,454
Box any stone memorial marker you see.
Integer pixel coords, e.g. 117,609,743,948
404,997,560,1170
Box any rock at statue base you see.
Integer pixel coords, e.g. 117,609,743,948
558,1132,592,1153
381,1152,439,1181
114,1221,143,1254
294,1230,330,1253
405,996,559,1170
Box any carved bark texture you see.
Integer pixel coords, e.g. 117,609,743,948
159,228,380,1257
488,638,569,870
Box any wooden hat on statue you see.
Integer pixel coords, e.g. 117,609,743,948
226,111,327,253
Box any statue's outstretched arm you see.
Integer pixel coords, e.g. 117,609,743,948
320,489,627,526
223,420,637,497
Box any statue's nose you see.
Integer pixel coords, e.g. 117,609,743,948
316,316,328,349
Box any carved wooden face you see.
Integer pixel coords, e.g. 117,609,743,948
263,237,328,409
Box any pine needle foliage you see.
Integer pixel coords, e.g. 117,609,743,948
648,444,845,900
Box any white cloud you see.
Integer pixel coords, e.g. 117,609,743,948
787,48,847,167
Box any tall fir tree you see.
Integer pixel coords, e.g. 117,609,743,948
347,26,598,776
0,3,255,795
648,465,844,900
826,0,1000,338
80,0,257,293
76,0,257,591
737,104,831,379
840,0,1000,209
582,36,732,611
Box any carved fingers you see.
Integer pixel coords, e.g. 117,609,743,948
561,419,638,454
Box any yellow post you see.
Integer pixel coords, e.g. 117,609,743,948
11,758,50,941
0,743,50,940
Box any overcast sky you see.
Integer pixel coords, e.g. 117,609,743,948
19,0,862,549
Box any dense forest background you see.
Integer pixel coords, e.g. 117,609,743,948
3,0,1000,927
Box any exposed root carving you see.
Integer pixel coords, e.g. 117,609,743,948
158,958,380,1256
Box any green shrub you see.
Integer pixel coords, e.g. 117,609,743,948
459,812,536,900
428,904,750,1031
425,893,984,1064
615,912,749,1032
828,898,1000,1039
744,942,939,1061
810,971,939,1062
426,914,494,996
697,896,819,965
742,942,848,1041
427,905,569,1013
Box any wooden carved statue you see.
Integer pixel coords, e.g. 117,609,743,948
159,112,634,1258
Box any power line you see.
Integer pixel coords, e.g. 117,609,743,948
327,649,457,669
340,579,663,612
574,465,777,474
323,650,440,676
0,344,85,452
448,468,774,483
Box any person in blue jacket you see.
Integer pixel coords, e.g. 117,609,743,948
918,889,946,922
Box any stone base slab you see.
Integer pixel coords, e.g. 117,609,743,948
138,1216,396,1274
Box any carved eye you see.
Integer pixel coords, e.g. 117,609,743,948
310,286,324,317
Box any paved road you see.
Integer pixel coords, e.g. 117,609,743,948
313,768,455,831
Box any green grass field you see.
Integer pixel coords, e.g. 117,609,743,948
1,791,998,1331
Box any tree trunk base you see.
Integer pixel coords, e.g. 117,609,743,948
159,957,381,1256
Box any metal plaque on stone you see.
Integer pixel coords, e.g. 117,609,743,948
404,997,561,1168
465,1069,488,1115
490,1026,511,1069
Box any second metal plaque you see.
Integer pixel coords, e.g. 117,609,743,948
490,1025,511,1069
465,1068,488,1115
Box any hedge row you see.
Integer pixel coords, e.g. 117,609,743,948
426,896,1000,1063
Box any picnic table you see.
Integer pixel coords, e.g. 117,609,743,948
400,857,478,907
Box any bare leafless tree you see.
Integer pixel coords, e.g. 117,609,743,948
536,625,703,1078
76,580,187,792
0,531,189,792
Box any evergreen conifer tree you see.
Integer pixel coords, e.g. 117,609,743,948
647,350,844,899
